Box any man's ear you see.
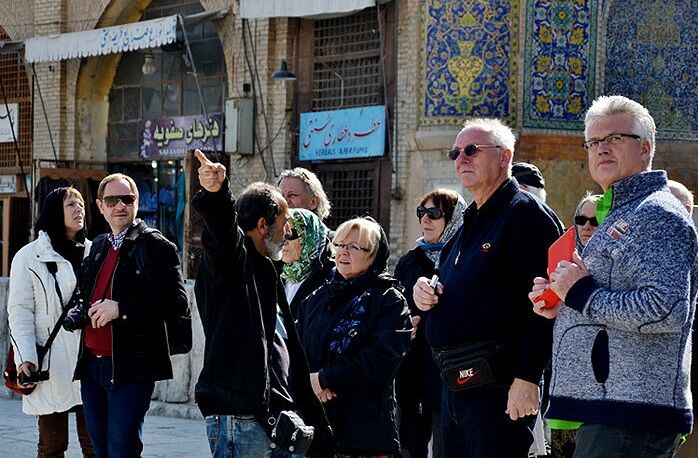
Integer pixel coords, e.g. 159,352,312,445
256,216,269,237
309,195,319,211
96,199,105,215
501,149,513,168
640,140,652,163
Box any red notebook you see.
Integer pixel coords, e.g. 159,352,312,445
535,226,576,309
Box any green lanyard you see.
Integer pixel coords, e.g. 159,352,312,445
596,187,613,225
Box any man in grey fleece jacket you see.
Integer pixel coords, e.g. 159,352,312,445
530,95,698,458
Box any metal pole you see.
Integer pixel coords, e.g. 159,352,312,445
177,14,220,162
30,63,59,165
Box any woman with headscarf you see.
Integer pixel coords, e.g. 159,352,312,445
393,188,467,458
281,208,333,319
7,187,95,457
296,216,412,456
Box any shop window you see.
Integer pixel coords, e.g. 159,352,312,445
107,0,226,161
106,0,227,270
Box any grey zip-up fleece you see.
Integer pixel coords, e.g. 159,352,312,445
547,170,698,433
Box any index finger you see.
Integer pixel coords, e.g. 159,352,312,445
194,149,213,167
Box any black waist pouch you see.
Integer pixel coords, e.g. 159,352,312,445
432,341,501,392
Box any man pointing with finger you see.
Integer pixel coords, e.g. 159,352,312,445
192,150,330,457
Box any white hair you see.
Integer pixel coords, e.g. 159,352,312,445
584,95,656,166
521,184,547,203
277,167,331,221
460,118,517,153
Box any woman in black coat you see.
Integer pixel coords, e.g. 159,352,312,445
296,216,411,456
393,188,466,458
281,208,333,319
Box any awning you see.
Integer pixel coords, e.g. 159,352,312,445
240,0,387,19
24,15,178,63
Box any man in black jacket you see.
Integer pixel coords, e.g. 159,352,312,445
72,173,188,457
193,150,330,457
413,119,562,457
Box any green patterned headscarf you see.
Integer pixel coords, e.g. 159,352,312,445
282,208,330,282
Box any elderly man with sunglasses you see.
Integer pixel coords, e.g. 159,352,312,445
413,118,563,457
529,96,697,458
70,173,188,457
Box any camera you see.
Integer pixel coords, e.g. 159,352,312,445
62,289,91,332
18,369,49,385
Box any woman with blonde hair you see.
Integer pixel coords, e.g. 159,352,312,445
296,217,411,456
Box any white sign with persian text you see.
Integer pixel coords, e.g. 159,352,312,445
0,103,19,143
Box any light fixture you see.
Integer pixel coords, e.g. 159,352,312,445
271,59,296,81
142,50,156,76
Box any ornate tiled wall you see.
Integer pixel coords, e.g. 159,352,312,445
604,0,698,139
420,0,519,126
523,0,597,129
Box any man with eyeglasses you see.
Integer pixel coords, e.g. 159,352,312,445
413,118,563,457
72,173,188,457
530,95,697,457
192,150,331,457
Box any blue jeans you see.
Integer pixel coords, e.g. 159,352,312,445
205,415,294,458
80,355,154,458
574,423,682,458
441,382,534,458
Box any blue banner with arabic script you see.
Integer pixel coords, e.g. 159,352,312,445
139,114,223,159
300,106,386,161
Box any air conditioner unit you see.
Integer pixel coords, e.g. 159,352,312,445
224,98,254,155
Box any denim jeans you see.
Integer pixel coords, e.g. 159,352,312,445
441,382,534,458
80,355,154,458
574,423,682,458
205,415,294,458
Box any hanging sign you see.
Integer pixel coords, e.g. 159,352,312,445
25,15,178,63
0,103,19,143
0,175,16,193
139,114,223,159
300,105,386,161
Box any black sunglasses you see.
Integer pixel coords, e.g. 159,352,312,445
102,195,136,208
447,144,501,160
417,205,444,220
285,228,300,241
574,215,599,227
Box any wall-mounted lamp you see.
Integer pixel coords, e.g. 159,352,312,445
142,50,156,76
271,59,296,81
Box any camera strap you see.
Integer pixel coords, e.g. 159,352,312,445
38,262,72,369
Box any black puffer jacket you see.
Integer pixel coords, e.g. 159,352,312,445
75,220,187,384
393,247,442,411
296,226,411,455
193,183,331,444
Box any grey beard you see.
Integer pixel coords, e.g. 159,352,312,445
264,232,284,261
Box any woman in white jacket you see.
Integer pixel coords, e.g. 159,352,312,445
8,186,95,457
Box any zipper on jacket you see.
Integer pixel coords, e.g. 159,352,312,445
28,267,50,315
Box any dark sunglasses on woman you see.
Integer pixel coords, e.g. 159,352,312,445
574,215,599,227
417,205,444,220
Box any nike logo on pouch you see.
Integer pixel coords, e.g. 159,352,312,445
456,370,479,385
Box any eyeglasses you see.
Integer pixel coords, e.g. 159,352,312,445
332,242,370,254
416,205,444,220
102,195,136,208
447,144,502,160
574,215,599,227
582,133,641,151
285,228,300,241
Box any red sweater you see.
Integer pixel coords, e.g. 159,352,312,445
83,247,120,356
